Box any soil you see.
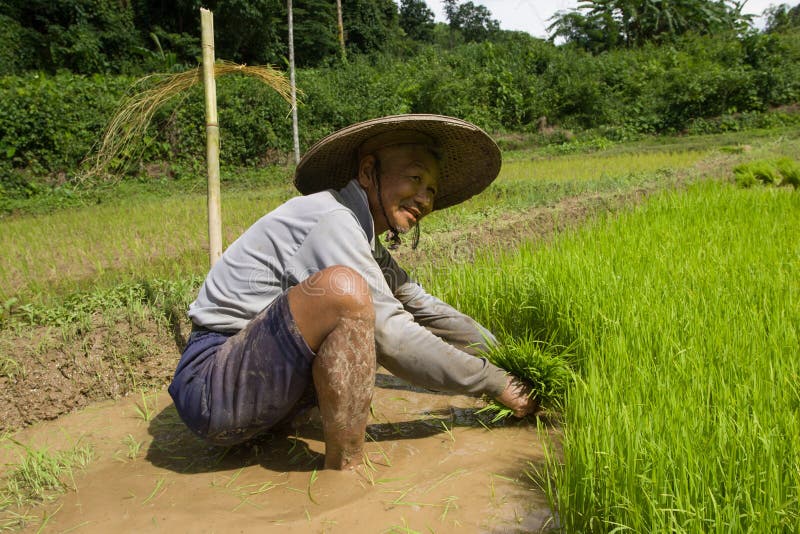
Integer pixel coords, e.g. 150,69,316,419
3,374,560,533
0,185,661,532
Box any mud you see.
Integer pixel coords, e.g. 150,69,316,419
3,372,559,533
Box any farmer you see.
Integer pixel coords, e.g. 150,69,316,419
168,114,537,470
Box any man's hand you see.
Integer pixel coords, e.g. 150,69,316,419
495,376,539,418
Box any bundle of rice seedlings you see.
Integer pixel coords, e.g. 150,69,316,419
479,335,576,422
775,157,800,188
82,61,292,181
733,160,781,188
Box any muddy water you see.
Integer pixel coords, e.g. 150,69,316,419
5,372,558,533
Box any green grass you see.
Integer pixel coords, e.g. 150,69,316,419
0,439,94,530
425,181,799,531
4,128,798,312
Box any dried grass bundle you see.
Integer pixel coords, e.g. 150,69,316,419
82,61,293,181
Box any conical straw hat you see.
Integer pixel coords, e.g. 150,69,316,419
294,114,501,210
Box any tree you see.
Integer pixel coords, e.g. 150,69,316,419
764,3,800,33
443,0,500,43
547,9,622,52
341,0,401,53
548,0,751,51
3,0,144,73
400,0,435,42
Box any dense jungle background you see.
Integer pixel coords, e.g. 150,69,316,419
1,0,799,208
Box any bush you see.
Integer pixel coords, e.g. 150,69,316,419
2,31,798,193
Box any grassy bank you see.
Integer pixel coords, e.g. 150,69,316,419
428,180,798,531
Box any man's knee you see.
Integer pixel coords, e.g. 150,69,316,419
303,266,373,318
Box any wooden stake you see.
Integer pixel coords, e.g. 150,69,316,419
288,0,300,164
336,0,346,62
201,8,223,267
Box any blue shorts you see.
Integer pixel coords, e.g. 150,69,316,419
168,292,317,446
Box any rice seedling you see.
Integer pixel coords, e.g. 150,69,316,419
478,336,576,422
381,517,423,534
133,390,157,422
307,469,319,505
35,502,61,533
775,157,800,188
733,157,800,189
140,476,166,505
122,434,143,460
439,495,459,522
0,438,94,527
733,159,782,186
439,421,455,443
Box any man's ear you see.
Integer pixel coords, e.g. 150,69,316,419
357,154,377,189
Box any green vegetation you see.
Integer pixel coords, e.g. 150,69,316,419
2,130,766,307
0,439,94,529
3,28,800,201
734,158,800,188
0,127,798,530
427,181,799,531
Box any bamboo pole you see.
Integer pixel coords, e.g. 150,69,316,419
336,0,346,62
201,8,223,267
287,0,300,164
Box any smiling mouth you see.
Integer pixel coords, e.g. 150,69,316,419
402,207,421,222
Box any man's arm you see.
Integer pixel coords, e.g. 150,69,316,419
373,239,496,354
289,210,508,397
376,239,538,417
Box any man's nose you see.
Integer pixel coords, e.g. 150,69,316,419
415,189,434,213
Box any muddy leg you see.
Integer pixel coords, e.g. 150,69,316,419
313,314,375,469
288,266,376,470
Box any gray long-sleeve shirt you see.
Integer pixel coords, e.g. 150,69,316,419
189,179,508,397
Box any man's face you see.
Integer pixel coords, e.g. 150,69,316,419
358,144,440,235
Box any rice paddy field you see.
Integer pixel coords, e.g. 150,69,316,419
427,180,799,531
1,127,798,531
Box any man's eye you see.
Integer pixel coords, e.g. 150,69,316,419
409,175,421,182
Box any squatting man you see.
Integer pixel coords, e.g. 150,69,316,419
169,114,538,470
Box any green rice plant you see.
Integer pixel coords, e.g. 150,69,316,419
733,160,782,187
775,157,800,188
0,438,94,524
133,390,157,422
122,434,143,460
448,181,799,532
479,336,576,421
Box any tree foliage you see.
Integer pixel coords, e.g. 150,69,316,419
443,0,500,43
1,0,143,73
765,2,800,33
549,0,751,51
400,0,436,42
341,0,401,54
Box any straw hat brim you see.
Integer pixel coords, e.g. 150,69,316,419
294,114,501,211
